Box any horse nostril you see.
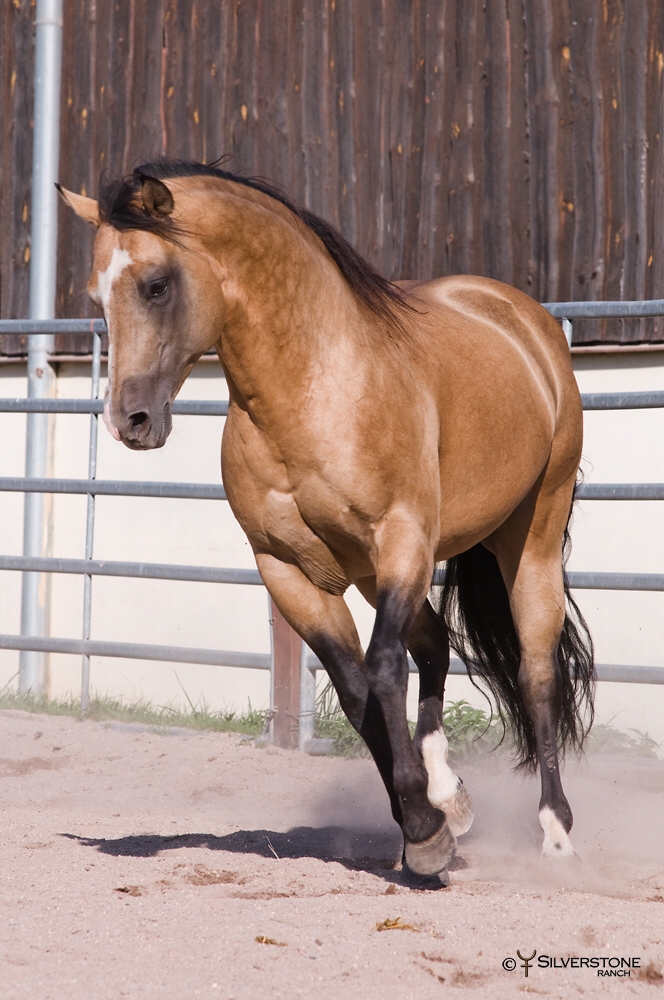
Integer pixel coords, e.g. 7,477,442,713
129,411,149,428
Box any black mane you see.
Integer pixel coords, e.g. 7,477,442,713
98,157,409,329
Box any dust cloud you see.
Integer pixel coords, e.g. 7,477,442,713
304,748,664,898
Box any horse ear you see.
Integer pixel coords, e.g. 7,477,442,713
139,175,175,217
56,184,100,227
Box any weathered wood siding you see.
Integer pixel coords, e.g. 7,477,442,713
2,0,664,352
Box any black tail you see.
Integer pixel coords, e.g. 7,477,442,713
434,507,595,771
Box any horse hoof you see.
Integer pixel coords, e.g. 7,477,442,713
404,821,456,877
440,779,474,837
402,865,451,890
539,806,576,859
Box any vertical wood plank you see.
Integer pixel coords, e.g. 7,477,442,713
270,601,302,749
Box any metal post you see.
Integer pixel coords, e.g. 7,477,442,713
19,0,64,693
269,600,302,748
298,643,316,752
562,317,573,347
80,332,101,712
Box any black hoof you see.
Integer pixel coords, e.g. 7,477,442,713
403,820,456,877
402,865,451,890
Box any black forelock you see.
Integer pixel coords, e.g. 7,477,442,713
98,157,410,330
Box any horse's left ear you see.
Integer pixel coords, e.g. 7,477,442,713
56,184,100,227
139,175,175,217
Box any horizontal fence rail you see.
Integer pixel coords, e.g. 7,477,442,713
305,653,664,686
580,391,664,410
0,319,107,334
566,571,664,592
0,555,263,585
2,558,662,593
0,477,227,500
2,302,664,331
0,312,663,707
543,299,664,319
0,392,661,414
0,631,660,686
0,399,229,415
0,633,270,670
576,484,664,500
1,477,662,503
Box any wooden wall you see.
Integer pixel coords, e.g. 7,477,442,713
2,0,664,352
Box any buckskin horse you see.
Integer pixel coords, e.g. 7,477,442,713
59,159,594,884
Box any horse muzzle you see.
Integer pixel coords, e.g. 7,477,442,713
107,381,173,450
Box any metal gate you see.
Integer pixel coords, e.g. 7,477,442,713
1,302,663,752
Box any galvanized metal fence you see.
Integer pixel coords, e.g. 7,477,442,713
0,304,663,752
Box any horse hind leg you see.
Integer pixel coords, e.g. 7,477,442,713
408,598,474,837
489,482,592,859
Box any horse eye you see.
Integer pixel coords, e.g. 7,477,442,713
149,278,168,298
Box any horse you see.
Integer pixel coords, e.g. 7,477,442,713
58,158,594,885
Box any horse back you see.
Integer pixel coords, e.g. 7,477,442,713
399,275,583,550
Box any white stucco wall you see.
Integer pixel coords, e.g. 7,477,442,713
0,348,663,743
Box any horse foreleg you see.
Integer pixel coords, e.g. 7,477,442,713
254,554,403,827
356,576,473,839
408,600,474,837
362,537,455,878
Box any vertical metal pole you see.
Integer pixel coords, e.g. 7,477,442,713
81,331,101,713
298,644,316,752
19,0,64,693
269,599,302,748
562,317,573,348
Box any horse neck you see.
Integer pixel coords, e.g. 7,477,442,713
208,195,363,410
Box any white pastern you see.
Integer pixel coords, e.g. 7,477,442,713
97,247,133,312
539,806,576,858
421,728,474,837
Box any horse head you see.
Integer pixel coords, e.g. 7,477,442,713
58,174,225,450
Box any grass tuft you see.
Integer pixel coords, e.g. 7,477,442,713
0,688,268,737
313,681,371,757
584,721,661,758
313,683,661,761
0,684,660,760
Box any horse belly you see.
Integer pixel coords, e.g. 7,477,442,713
434,392,559,558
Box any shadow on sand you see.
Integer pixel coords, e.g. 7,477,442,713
61,826,468,885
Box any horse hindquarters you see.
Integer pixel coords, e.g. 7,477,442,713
436,483,595,857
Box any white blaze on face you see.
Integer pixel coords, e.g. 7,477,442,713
96,247,132,441
96,246,133,312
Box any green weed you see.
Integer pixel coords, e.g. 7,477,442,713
0,688,268,737
584,721,660,759
0,682,659,760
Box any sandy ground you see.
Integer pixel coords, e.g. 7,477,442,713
1,709,663,1000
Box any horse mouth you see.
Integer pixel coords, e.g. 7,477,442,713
106,385,173,450
121,404,172,450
